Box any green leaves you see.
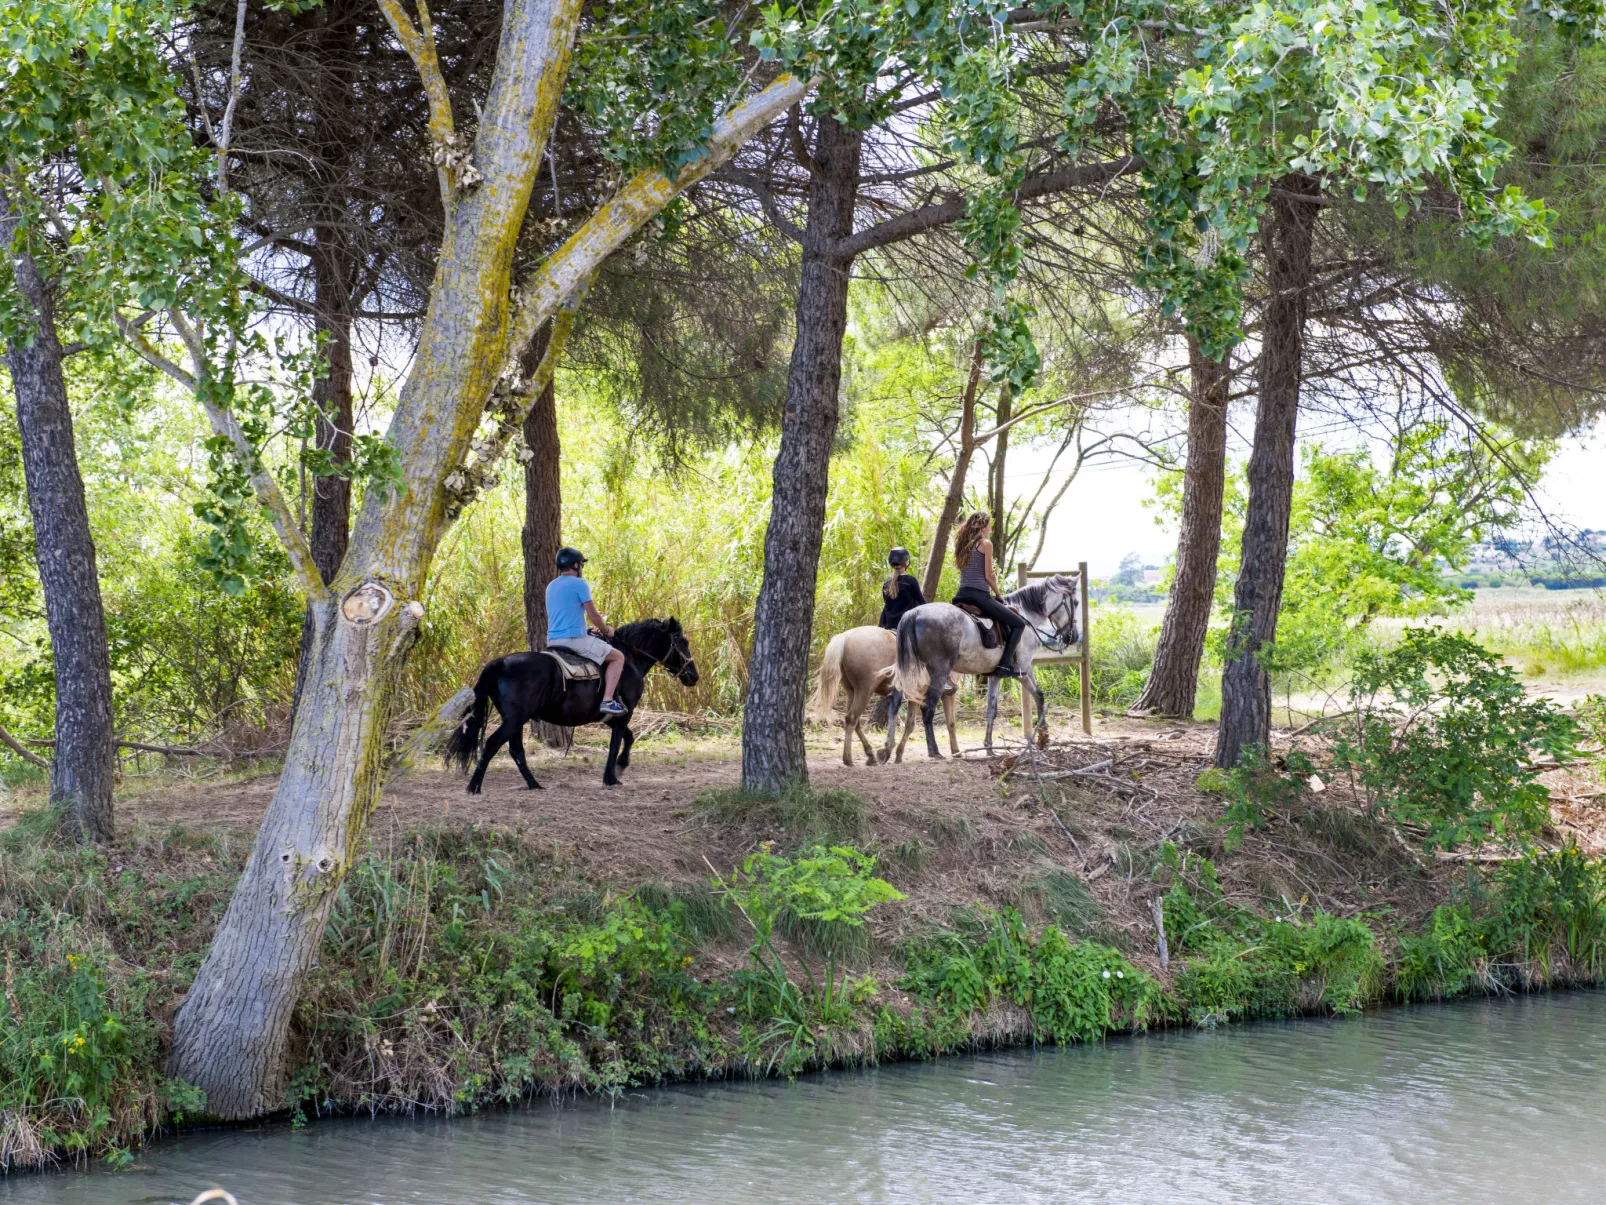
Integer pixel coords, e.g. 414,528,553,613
1330,628,1580,850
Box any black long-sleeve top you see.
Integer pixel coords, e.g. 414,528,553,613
878,573,927,630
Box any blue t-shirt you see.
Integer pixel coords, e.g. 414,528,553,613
546,574,593,641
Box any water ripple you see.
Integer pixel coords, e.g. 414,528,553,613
6,992,1605,1205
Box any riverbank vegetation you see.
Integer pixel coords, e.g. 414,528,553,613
5,677,1605,1170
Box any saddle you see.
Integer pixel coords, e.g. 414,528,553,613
954,601,1002,651
541,646,602,682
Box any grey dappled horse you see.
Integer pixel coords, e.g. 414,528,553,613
889,574,1080,759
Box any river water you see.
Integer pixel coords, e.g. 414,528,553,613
6,991,1605,1204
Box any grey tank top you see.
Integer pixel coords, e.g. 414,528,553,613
959,548,989,592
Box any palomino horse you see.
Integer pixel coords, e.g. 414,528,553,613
445,618,698,790
810,626,957,766
890,574,1080,759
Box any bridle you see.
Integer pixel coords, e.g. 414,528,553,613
621,633,699,683
1023,585,1078,652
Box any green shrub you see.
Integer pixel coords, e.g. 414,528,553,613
1196,747,1315,851
1327,629,1577,850
900,907,1159,1043
1157,846,1382,1022
1394,904,1490,1001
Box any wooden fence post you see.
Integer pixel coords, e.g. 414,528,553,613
1018,562,1031,743
1079,559,1092,735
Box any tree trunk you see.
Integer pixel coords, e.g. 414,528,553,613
520,334,571,749
989,382,1013,569
1214,176,1319,768
290,253,356,719
1130,337,1230,718
741,115,862,792
1,206,116,844
923,341,984,602
520,334,560,649
289,3,359,722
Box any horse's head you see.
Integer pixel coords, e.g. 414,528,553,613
1038,574,1080,646
659,617,700,687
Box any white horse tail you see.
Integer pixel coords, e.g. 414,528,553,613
893,614,930,705
809,631,849,724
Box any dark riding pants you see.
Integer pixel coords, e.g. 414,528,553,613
953,587,1026,667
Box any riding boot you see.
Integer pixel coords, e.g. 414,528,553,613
996,624,1025,677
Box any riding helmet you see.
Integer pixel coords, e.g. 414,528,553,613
555,546,586,571
888,546,911,568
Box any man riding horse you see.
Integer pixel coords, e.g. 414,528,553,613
546,546,626,715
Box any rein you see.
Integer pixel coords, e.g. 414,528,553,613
1016,591,1077,652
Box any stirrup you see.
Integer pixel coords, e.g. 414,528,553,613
994,662,1022,678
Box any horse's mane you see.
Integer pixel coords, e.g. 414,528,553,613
610,618,677,651
1005,574,1076,618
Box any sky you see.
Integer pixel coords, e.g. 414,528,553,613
1030,416,1606,581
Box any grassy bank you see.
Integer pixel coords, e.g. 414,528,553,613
5,766,1605,1175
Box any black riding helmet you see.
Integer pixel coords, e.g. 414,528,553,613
888,547,911,569
556,546,586,572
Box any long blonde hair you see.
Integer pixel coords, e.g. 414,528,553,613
954,511,991,571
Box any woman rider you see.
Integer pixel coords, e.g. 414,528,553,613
878,547,926,630
952,511,1025,677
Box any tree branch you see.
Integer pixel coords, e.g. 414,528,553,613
115,310,329,601
379,0,458,208
509,72,812,352
832,155,1143,261
443,277,591,518
0,723,49,769
716,167,804,242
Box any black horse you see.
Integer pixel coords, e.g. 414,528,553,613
444,618,698,792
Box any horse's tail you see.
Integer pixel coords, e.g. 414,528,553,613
809,632,848,725
893,614,930,705
443,662,496,772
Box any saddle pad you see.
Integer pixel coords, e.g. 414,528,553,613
542,647,602,681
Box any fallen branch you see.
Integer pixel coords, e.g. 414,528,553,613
0,722,49,769
21,736,204,758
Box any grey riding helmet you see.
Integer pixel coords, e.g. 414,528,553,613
888,547,911,569
556,546,586,572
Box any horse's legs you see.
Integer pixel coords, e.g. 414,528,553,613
841,685,859,767
617,723,637,772
468,717,516,794
921,658,955,758
894,691,919,763
1025,668,1048,746
508,728,541,790
983,677,1001,754
879,690,903,765
849,686,878,765
943,690,959,756
603,719,627,786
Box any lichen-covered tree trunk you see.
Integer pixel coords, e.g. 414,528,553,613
1,215,115,844
167,5,808,1115
741,115,862,792
1215,177,1319,768
167,0,584,1115
1130,337,1230,718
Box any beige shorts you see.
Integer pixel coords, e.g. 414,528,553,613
548,634,615,664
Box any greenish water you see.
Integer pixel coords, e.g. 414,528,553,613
7,991,1605,1204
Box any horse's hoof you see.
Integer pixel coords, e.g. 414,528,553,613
527,782,543,791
